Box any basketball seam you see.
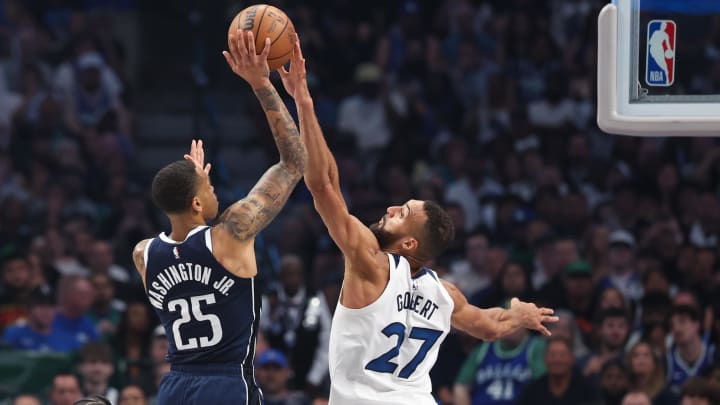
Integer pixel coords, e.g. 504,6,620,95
267,48,293,60
254,5,268,50
271,18,290,45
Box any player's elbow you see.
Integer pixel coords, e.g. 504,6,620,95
279,158,305,183
280,148,307,180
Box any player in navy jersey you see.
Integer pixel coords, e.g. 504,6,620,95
131,30,306,405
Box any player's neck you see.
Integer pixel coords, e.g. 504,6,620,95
168,214,207,242
386,249,425,272
83,380,108,398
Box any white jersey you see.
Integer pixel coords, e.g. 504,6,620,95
329,253,455,405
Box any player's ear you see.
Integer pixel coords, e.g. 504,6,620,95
402,237,418,252
191,196,202,213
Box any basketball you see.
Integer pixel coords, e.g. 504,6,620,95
228,4,296,71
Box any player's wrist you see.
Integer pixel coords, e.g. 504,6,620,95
296,93,313,108
249,77,272,90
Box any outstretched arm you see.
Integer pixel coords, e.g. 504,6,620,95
442,279,558,340
279,37,380,267
216,30,307,242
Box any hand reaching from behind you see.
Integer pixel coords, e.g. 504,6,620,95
509,297,559,336
278,34,310,101
184,139,211,175
223,29,272,88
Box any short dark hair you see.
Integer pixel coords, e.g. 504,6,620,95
681,377,720,403
52,372,80,388
79,342,113,364
1,253,29,271
74,396,112,405
417,201,455,260
596,307,630,326
151,160,199,214
545,335,573,353
670,304,701,322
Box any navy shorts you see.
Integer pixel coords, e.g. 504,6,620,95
157,364,262,405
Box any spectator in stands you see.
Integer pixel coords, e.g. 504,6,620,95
88,272,125,339
77,342,118,403
146,361,170,404
666,305,717,396
679,377,720,405
597,287,626,312
530,232,560,291
60,51,129,137
0,253,34,331
49,373,83,405
475,260,533,309
2,286,65,351
261,254,331,392
111,301,154,381
454,325,545,405
136,325,168,398
255,349,311,405
601,230,643,302
539,260,595,342
337,63,395,154
516,336,599,405
598,358,629,405
621,391,652,405
11,394,42,405
580,307,631,379
626,341,676,404
85,240,133,293
53,275,98,351
626,292,672,353
149,324,169,365
548,309,589,359
449,230,494,298
118,385,147,405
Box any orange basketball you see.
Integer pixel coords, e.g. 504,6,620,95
228,4,296,71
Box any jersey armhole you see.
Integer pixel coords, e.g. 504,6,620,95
143,238,154,268
205,228,213,253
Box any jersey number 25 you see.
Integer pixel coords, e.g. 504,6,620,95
168,293,223,350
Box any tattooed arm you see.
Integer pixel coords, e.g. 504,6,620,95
211,29,306,277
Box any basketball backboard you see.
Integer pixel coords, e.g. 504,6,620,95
597,0,720,136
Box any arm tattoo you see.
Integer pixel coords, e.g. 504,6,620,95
253,84,306,175
218,163,299,241
253,86,282,112
219,84,306,242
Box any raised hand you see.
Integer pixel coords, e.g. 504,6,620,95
184,139,211,175
278,34,309,100
509,297,559,336
223,29,272,88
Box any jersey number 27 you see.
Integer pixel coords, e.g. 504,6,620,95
168,293,223,350
365,322,442,379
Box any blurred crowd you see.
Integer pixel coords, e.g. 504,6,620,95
1,0,720,404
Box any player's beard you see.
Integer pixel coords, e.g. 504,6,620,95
369,222,401,250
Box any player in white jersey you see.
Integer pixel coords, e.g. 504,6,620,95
278,37,559,405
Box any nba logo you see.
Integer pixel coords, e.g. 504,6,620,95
173,246,180,259
646,20,676,87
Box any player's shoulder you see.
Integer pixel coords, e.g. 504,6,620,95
132,238,153,271
439,278,461,298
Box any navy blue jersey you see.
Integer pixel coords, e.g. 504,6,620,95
143,226,260,367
